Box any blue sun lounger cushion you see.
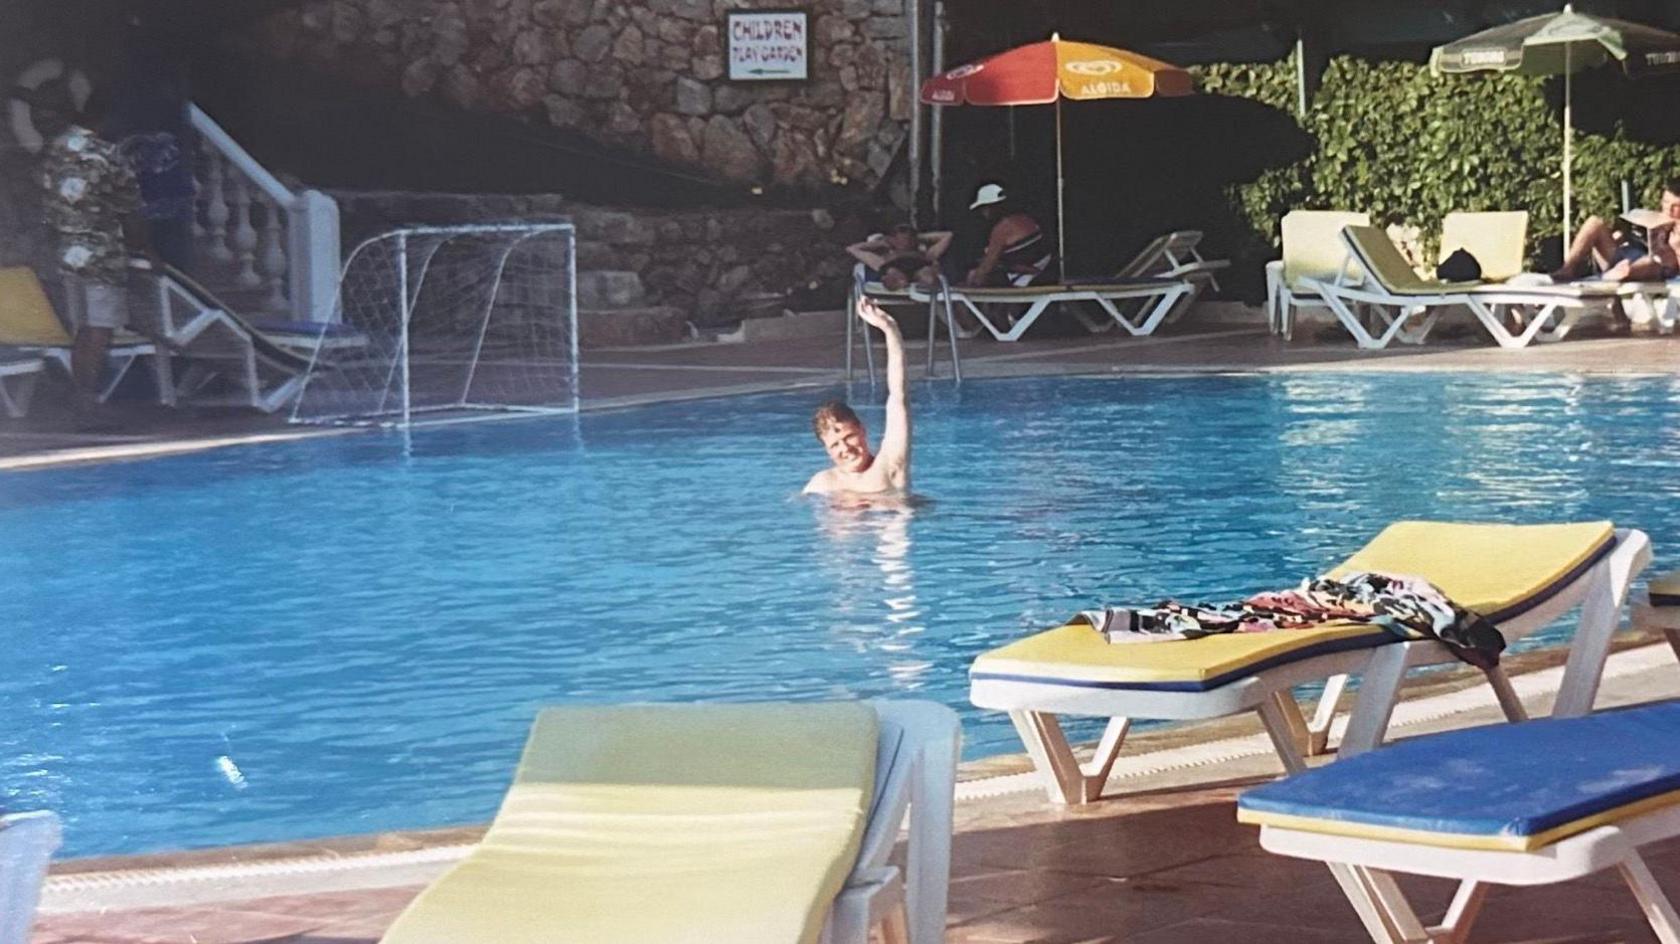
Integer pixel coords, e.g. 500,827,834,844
1238,700,1680,852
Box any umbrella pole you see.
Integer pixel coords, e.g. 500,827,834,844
1056,96,1066,282
1563,46,1573,243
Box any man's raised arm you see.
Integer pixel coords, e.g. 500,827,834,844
854,297,910,477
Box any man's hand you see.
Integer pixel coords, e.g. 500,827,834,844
856,297,899,333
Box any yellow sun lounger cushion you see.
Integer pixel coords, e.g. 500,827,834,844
379,702,879,944
970,521,1615,692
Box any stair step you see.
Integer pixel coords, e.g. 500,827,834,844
578,305,686,348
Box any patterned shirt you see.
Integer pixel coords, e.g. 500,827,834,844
40,125,140,285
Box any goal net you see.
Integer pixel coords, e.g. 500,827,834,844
289,223,578,427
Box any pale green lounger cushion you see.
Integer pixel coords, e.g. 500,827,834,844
380,702,878,944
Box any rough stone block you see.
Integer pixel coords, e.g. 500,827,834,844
577,270,648,307
574,24,613,62
674,76,711,115
577,305,688,347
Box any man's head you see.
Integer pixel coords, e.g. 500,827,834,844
885,223,918,253
17,78,78,141
1662,177,1680,220
970,182,1008,221
812,400,872,473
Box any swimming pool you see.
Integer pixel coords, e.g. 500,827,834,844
4,372,1679,856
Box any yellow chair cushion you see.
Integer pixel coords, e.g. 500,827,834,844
1282,210,1370,287
0,267,72,346
1440,211,1528,282
380,702,879,944
971,521,1615,690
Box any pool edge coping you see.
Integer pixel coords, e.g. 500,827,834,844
36,640,1678,915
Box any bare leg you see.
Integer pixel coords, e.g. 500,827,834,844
71,326,112,406
1553,216,1618,280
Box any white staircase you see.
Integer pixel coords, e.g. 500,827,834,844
187,106,339,325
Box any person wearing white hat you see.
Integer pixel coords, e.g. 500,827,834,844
964,183,1052,288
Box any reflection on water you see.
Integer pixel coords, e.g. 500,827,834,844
4,373,1680,855
813,499,928,687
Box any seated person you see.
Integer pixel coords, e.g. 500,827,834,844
964,183,1054,287
846,224,953,291
1552,177,1680,282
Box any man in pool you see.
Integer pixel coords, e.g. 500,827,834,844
804,296,910,496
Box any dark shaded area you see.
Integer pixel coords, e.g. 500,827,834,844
1556,68,1680,147
933,95,1311,297
192,48,767,208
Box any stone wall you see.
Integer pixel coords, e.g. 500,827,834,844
331,190,867,336
245,0,915,192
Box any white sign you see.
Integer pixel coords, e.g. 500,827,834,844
727,12,808,81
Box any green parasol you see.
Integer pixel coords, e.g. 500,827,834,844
1431,4,1680,240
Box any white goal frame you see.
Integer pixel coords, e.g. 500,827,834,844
290,222,579,428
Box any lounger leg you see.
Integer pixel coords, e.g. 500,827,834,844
1664,627,1680,666
1555,534,1650,718
1008,710,1119,805
1327,864,1418,944
1620,851,1680,944
1481,666,1528,723
1256,696,1308,774
1306,674,1350,756
1431,880,1488,944
1319,291,1385,349
1339,645,1414,758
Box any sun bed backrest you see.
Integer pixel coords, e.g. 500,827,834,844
1341,224,1448,295
1442,211,1528,282
0,268,73,347
1281,211,1369,287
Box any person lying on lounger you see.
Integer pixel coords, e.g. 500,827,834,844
804,297,910,497
846,224,953,291
1551,176,1680,282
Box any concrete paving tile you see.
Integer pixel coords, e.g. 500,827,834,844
948,876,1219,943
947,870,1113,925
234,886,422,923
1121,916,1352,944
33,907,323,944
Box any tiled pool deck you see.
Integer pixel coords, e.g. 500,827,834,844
5,316,1679,470
29,638,1680,943
13,316,1680,942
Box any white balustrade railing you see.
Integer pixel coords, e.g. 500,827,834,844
189,105,340,323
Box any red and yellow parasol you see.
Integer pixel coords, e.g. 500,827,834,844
922,35,1193,278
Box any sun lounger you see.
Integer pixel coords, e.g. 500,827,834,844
969,521,1651,805
1440,211,1529,282
379,700,959,944
1266,211,1371,338
0,354,45,418
0,267,173,405
1308,225,1619,350
848,264,962,384
1238,700,1680,943
134,260,364,413
0,811,61,944
902,231,1228,342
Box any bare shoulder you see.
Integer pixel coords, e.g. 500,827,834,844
803,468,835,495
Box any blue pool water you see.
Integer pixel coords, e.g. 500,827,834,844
4,373,1679,856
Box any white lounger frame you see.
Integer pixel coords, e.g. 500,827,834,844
825,700,961,944
1304,270,1613,350
1257,793,1680,943
0,355,44,418
971,529,1651,806
141,269,314,413
0,811,61,944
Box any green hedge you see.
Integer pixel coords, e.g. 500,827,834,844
1192,51,1680,268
